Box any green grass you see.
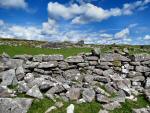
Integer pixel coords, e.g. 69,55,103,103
111,96,150,113
0,45,91,58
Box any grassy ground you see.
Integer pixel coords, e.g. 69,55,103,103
27,96,150,113
0,45,91,57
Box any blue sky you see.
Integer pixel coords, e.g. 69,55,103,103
0,0,150,44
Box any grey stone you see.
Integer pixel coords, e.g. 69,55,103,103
66,88,81,100
67,104,74,113
24,73,34,83
85,56,99,61
130,62,140,66
65,56,84,63
144,89,150,102
96,94,110,103
89,61,98,66
134,54,150,62
0,98,33,113
38,61,58,68
33,55,43,62
43,55,64,61
55,101,64,108
0,86,14,97
92,48,101,56
136,66,150,72
100,53,131,62
26,85,43,99
102,101,121,110
132,108,150,113
128,71,143,78
103,69,114,77
16,66,25,80
105,84,117,94
98,110,109,113
141,60,150,65
82,88,95,102
14,54,32,60
44,106,57,113
130,76,145,82
58,62,69,70
18,81,29,93
145,77,150,89
94,76,109,83
0,69,18,86
93,69,103,75
63,69,81,80
45,85,65,95
24,61,39,68
5,59,24,69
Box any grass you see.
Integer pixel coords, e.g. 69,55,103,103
0,45,91,57
111,95,150,113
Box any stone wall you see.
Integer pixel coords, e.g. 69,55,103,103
0,49,150,113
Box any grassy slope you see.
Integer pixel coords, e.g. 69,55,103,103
0,45,91,57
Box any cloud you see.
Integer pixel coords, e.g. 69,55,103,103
144,35,150,40
0,19,4,26
0,0,28,9
47,0,150,24
114,28,130,39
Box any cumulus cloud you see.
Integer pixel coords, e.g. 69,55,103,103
47,0,150,24
144,35,150,40
0,19,4,26
0,0,28,9
114,28,130,39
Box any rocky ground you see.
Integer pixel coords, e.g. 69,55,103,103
0,48,150,113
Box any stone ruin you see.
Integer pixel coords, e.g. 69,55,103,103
0,48,150,113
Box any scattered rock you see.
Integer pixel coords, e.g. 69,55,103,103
67,104,74,113
82,88,95,102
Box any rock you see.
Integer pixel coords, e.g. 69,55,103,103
144,89,150,102
89,61,98,66
26,85,43,99
94,86,110,97
39,80,54,91
58,61,69,70
128,71,143,78
55,101,64,108
0,86,14,97
94,76,109,83
111,96,125,103
0,69,18,86
100,53,131,62
25,61,39,68
130,62,140,66
91,48,101,56
132,107,150,113
24,73,34,83
45,106,57,113
82,88,95,102
83,74,94,83
141,60,150,65
134,54,150,62
102,101,121,110
99,61,113,66
0,98,33,113
67,104,74,113
93,69,103,75
18,81,29,93
103,69,114,77
14,54,33,60
66,88,81,100
65,56,84,63
96,94,110,103
130,76,145,82
43,55,64,61
63,69,81,80
5,59,24,69
98,110,109,113
85,56,99,61
16,66,25,80
136,66,150,72
38,61,58,68
145,77,150,89
104,84,117,94
45,85,65,95
33,55,43,62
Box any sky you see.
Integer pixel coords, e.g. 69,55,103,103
0,0,150,45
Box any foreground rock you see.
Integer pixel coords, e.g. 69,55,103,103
0,98,33,113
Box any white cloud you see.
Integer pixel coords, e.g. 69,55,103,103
114,28,130,39
0,19,4,26
0,0,27,9
47,0,150,24
144,35,150,40
42,19,58,35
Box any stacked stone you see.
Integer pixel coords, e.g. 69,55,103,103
0,48,150,113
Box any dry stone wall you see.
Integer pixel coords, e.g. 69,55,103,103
0,49,150,113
